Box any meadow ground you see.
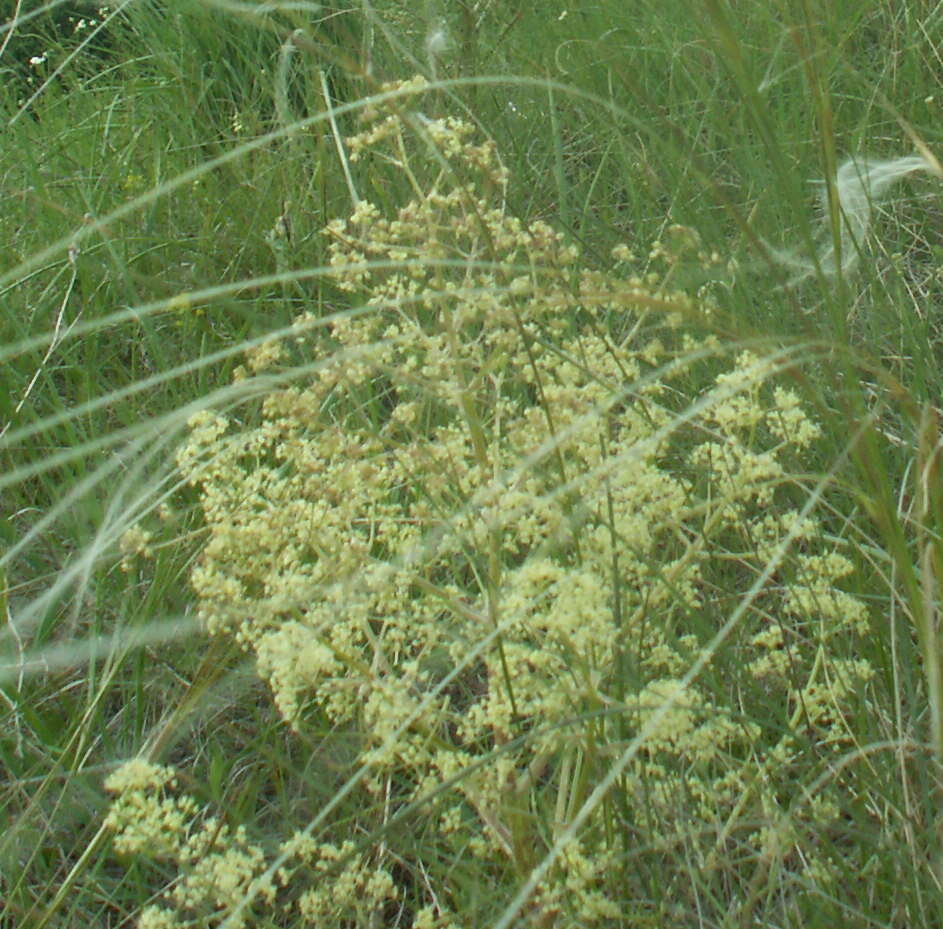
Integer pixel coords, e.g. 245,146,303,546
3,1,943,927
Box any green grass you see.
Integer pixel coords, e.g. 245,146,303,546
2,1,943,927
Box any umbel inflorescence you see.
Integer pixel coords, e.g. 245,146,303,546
106,78,874,928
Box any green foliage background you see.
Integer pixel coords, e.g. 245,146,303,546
2,1,943,926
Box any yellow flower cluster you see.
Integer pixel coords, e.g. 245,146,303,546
106,79,875,926
104,760,276,928
118,524,153,572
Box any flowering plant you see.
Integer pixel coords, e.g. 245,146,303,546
105,78,874,928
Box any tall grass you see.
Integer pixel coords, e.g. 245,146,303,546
2,1,943,927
